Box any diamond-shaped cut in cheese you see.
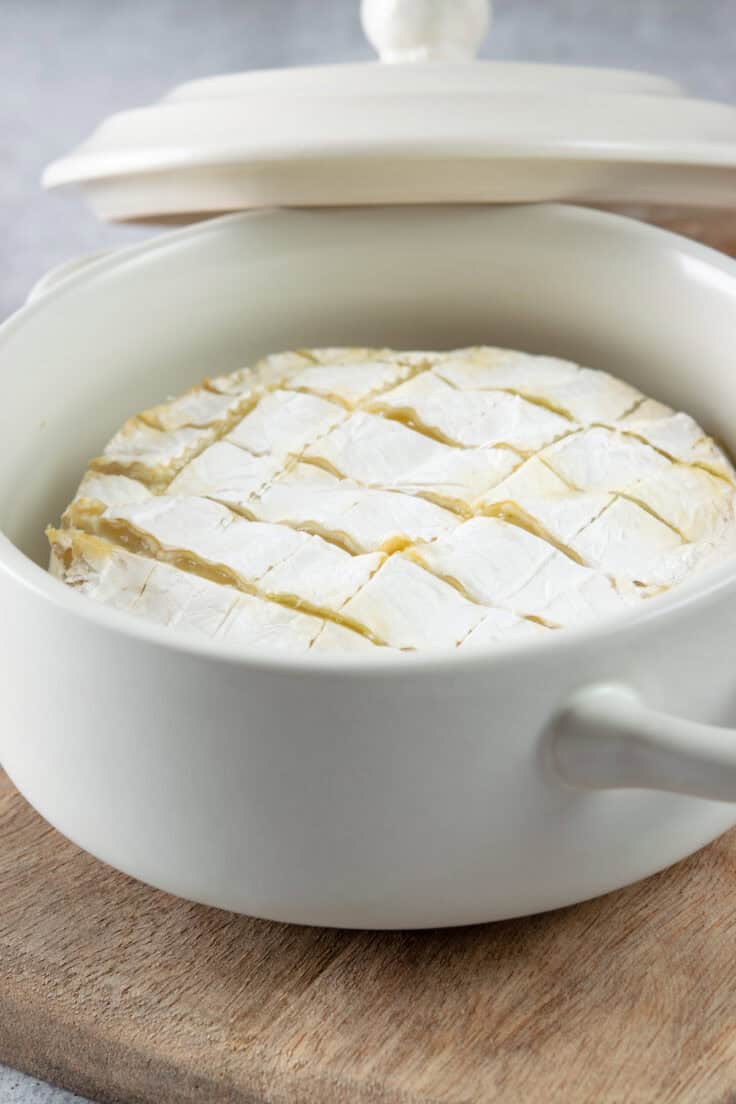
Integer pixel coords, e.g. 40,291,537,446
476,456,612,546
286,358,416,404
227,390,345,458
459,609,550,649
525,367,641,424
433,350,641,423
304,411,518,509
397,449,519,510
141,386,245,431
434,349,581,392
542,426,671,491
413,516,624,626
413,517,554,605
304,410,439,483
621,466,736,543
96,418,214,478
72,471,153,509
216,593,325,652
478,455,569,501
372,372,570,451
620,412,735,480
342,556,485,651
509,556,627,626
571,497,683,583
261,541,384,615
250,467,459,553
168,441,283,505
132,561,239,637
208,351,312,397
636,525,736,593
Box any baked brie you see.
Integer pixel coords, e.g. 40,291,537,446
48,347,736,655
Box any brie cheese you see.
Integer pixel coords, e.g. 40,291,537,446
368,371,572,451
50,346,736,656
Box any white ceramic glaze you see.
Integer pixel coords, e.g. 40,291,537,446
42,50,734,221
2,204,736,929
167,62,681,101
552,686,736,802
24,251,108,305
361,0,491,62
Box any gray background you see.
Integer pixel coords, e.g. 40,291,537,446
1,0,734,1100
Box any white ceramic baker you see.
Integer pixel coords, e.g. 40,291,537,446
3,203,736,928
5,0,736,927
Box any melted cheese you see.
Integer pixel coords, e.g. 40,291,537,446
49,346,736,657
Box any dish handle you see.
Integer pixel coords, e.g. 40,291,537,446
549,683,736,803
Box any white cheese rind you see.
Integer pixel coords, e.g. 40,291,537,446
619,411,735,480
541,427,672,491
104,496,307,582
459,609,550,650
476,457,612,546
142,386,246,431
341,556,485,651
168,441,283,504
226,391,346,458
52,345,736,657
310,620,390,655
433,350,641,422
249,467,459,552
412,517,626,627
97,418,214,476
99,496,384,617
304,411,519,507
72,471,153,509
132,563,239,638
49,528,377,654
260,541,384,614
207,351,311,397
371,372,571,451
49,530,155,612
286,357,417,403
434,349,581,392
570,497,683,583
217,594,325,653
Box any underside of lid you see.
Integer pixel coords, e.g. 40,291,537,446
42,0,736,224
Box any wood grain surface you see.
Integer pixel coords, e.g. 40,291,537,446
2,770,736,1104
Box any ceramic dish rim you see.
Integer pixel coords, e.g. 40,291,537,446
1,202,735,678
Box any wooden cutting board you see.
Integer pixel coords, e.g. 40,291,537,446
2,770,736,1104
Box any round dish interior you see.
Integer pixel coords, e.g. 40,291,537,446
3,203,736,662
48,343,736,656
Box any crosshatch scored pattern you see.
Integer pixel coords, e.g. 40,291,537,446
48,347,736,655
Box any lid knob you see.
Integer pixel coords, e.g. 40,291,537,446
361,0,491,63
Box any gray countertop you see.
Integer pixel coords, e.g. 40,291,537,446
0,1067,88,1104
1,1,735,1101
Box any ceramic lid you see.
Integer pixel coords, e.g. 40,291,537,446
43,0,736,223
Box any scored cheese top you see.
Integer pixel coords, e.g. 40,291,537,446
48,346,736,658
